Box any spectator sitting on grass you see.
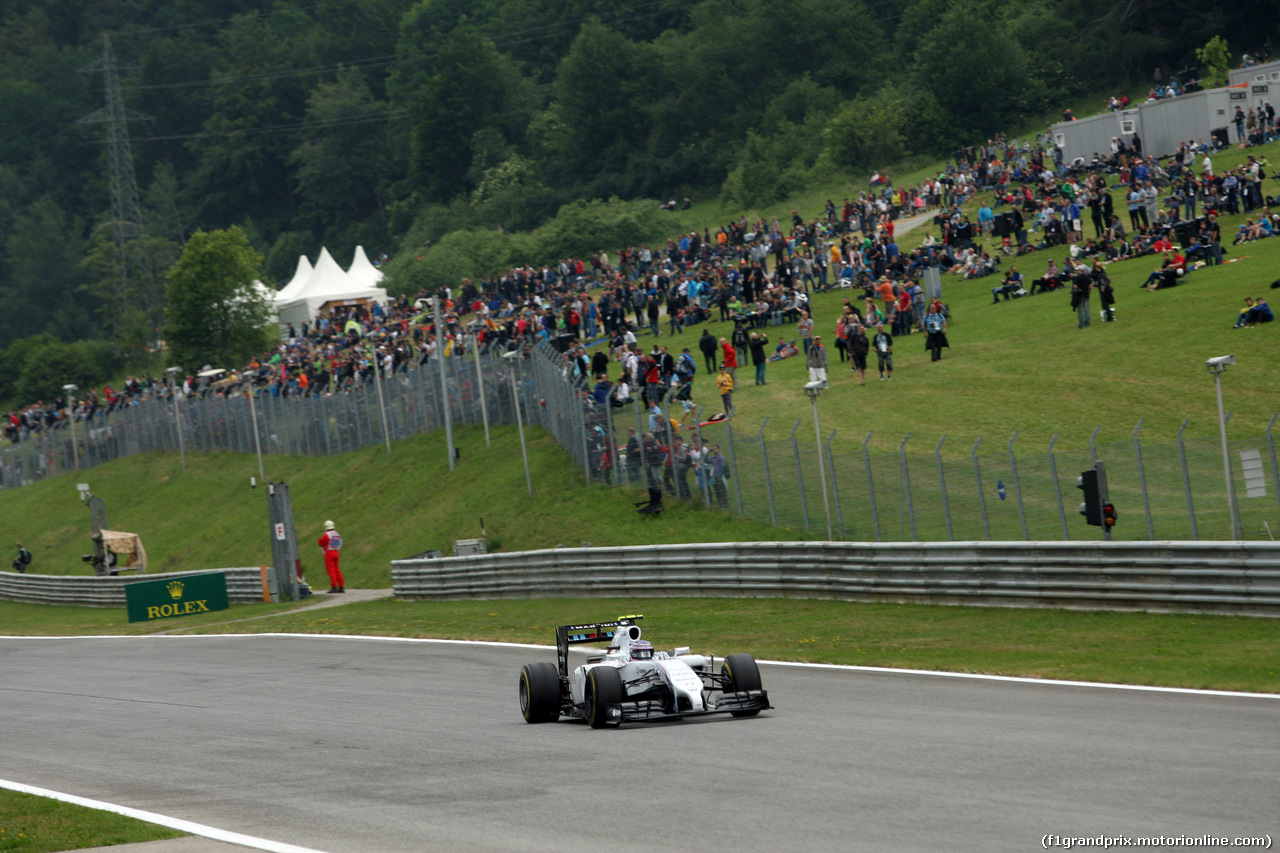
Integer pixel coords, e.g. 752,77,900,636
767,339,800,362
1243,296,1274,327
1142,251,1186,290
1233,298,1255,328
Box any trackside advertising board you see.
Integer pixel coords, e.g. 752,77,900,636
125,573,229,623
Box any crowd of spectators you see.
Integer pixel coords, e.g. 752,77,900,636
6,112,1278,478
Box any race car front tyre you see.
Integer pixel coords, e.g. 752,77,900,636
585,666,623,729
519,662,562,724
721,653,763,717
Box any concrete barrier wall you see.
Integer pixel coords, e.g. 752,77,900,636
392,542,1280,616
0,568,271,608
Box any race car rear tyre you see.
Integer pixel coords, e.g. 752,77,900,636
585,666,623,729
721,653,763,717
519,663,562,724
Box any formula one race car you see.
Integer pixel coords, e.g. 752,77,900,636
518,615,771,728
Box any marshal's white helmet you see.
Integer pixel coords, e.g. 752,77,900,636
324,520,335,530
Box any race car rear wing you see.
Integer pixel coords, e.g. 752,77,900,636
555,615,643,678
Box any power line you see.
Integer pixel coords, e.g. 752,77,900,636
134,109,409,143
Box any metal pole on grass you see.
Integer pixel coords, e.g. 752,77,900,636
808,391,833,541
1207,356,1242,539
435,295,455,471
166,367,186,470
247,386,265,482
62,384,79,471
370,344,392,455
506,352,533,495
475,337,491,447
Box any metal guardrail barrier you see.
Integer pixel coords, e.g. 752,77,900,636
392,542,1280,616
0,567,269,608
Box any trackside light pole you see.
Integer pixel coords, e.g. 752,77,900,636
435,294,455,471
1206,355,1241,540
369,343,392,454
505,350,533,495
62,383,79,470
165,366,185,470
804,379,832,540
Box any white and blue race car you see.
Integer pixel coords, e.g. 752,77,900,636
518,616,771,728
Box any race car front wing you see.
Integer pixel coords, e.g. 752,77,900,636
576,689,772,727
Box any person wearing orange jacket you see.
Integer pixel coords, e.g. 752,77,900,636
318,520,344,594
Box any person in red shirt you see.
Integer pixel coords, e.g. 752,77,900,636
720,338,738,383
317,520,344,594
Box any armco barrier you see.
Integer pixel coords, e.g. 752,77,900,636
391,542,1280,616
0,568,270,608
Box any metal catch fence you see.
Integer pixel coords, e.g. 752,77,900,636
3,341,1278,542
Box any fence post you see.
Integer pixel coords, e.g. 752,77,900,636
1009,431,1028,540
1048,433,1069,540
661,397,678,499
862,432,880,541
695,407,711,510
1133,418,1154,540
973,437,990,540
725,416,744,517
759,418,776,526
604,394,620,490
935,435,953,541
580,387,594,486
826,429,845,540
1176,419,1198,540
1089,425,1100,465
1267,414,1280,524
791,419,810,532
899,433,916,541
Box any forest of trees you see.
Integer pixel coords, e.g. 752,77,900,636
0,0,1276,394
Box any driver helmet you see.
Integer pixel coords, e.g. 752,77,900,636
629,640,654,661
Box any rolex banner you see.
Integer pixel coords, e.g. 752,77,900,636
126,573,230,623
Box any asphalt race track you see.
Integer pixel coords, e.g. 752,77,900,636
2,635,1277,852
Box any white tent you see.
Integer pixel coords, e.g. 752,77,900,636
274,255,313,304
346,245,384,289
275,247,387,332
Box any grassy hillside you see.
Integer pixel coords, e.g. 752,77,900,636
1,425,812,589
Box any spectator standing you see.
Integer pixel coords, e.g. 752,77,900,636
923,302,949,362
716,365,735,417
707,444,730,510
698,328,718,373
720,338,738,383
807,335,829,386
872,324,894,381
1070,267,1093,329
797,310,815,356
317,520,344,594
847,324,870,385
624,428,642,484
1094,263,1116,322
749,332,768,385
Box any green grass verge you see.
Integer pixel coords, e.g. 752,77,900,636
0,427,815,589
0,789,184,853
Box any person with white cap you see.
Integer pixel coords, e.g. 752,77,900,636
317,520,344,594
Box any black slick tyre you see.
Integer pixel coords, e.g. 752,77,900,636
721,653,763,717
585,666,623,729
519,662,561,723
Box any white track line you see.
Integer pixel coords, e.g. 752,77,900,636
6,632,1278,699
0,778,330,853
